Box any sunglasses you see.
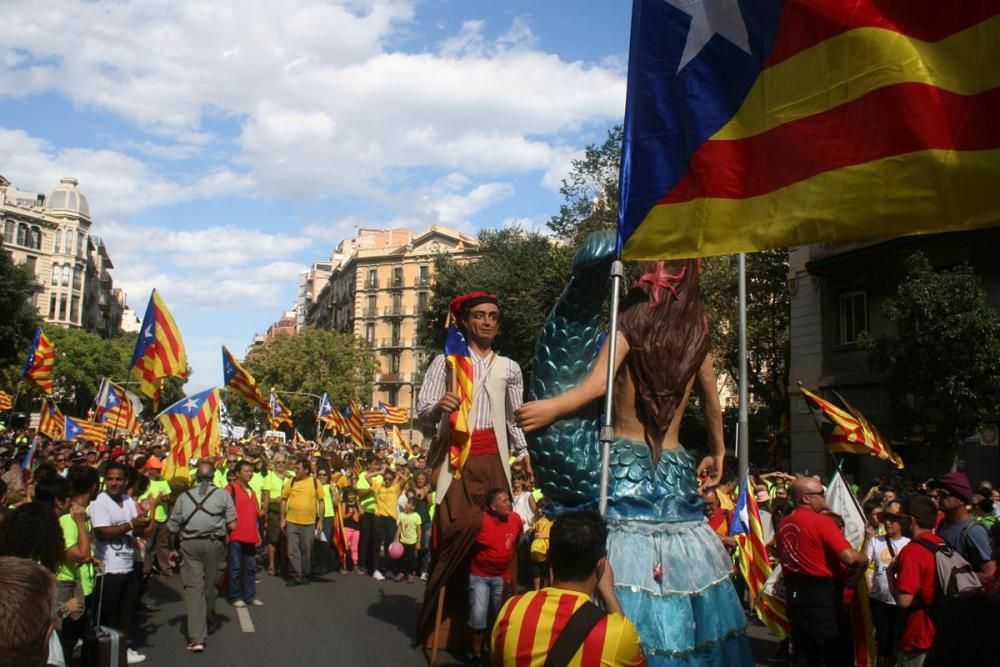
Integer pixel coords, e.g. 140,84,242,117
803,490,826,498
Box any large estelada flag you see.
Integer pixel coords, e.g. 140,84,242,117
95,378,142,434
159,388,221,480
64,416,108,444
222,346,269,412
129,289,188,405
617,0,1000,260
800,385,903,468
730,473,789,639
22,328,55,395
379,401,408,425
38,399,65,440
362,406,387,429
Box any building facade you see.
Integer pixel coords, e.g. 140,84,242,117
787,228,1000,484
308,225,479,426
1,175,127,337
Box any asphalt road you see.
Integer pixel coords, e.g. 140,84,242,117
130,567,781,666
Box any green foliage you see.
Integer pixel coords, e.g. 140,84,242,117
0,244,41,369
236,327,379,437
417,228,574,372
547,125,622,245
863,253,1000,450
700,250,791,429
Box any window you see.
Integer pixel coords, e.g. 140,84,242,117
367,295,377,315
30,226,41,249
367,268,378,288
388,387,399,405
391,321,401,345
365,323,375,344
64,230,72,254
24,255,36,276
61,265,70,287
70,295,80,323
3,220,13,243
419,264,430,284
72,265,82,290
389,352,400,373
391,293,402,312
51,264,60,285
58,294,68,321
839,290,868,345
17,223,29,246
417,291,428,312
77,232,85,257
54,229,61,253
48,294,57,319
392,266,403,286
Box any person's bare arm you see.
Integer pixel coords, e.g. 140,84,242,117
65,504,92,563
515,333,630,433
595,559,624,616
694,354,725,488
978,560,997,584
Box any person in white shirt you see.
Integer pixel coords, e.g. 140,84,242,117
865,505,910,666
88,461,149,665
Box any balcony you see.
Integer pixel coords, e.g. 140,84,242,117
382,305,409,317
379,338,412,348
389,275,405,289
414,276,431,287
378,372,404,383
364,279,380,290
363,307,379,318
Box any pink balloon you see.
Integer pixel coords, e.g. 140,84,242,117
388,541,404,559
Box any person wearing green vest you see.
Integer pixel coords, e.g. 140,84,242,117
138,456,174,576
59,465,100,662
355,456,383,575
262,455,291,576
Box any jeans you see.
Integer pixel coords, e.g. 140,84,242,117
468,574,504,631
286,522,314,580
227,541,257,603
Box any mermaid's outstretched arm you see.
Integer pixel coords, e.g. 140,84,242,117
518,230,618,507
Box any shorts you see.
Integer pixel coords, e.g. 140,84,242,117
267,509,282,546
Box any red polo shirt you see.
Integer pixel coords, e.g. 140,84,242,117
227,483,260,546
894,531,944,652
471,511,523,580
776,507,851,578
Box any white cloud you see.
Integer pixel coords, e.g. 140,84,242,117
1,1,624,199
0,128,253,216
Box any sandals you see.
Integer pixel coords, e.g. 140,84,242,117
187,642,205,653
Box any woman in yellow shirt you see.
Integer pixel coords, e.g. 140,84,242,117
368,466,409,581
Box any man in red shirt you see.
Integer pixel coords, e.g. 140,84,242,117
226,460,264,608
888,495,943,667
776,476,868,666
468,488,523,663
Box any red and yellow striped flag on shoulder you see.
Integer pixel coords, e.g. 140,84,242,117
730,474,789,639
129,290,188,405
444,325,473,479
22,328,55,395
158,388,221,480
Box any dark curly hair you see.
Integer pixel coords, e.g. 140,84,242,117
0,501,65,573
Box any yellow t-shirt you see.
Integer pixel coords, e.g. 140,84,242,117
282,476,321,525
398,511,421,545
370,477,404,520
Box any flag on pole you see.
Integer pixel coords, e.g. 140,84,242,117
344,401,366,447
800,385,903,469
0,390,13,411
95,379,142,434
379,401,408,425
158,388,221,480
616,0,1000,260
64,416,108,444
827,472,877,667
222,346,269,412
318,393,335,433
129,289,188,405
22,328,55,395
362,407,387,428
444,325,473,478
730,474,789,639
391,425,413,460
38,399,65,440
268,390,293,429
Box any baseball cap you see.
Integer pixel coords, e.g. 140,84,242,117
144,456,163,470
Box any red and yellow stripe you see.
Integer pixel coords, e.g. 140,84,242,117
0,390,12,411
38,400,64,441
132,290,188,404
160,389,220,480
24,330,56,396
623,1,1000,260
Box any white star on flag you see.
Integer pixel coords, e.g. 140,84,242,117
663,0,752,72
183,398,200,413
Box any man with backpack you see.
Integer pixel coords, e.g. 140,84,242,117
889,494,982,667
490,510,646,666
930,472,997,585
167,460,237,653
280,456,325,586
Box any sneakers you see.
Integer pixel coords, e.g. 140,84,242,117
372,570,386,581
250,599,264,607
127,648,147,663
232,600,247,608
420,572,428,581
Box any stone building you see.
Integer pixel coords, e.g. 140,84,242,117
787,228,1000,484
308,225,479,427
1,175,126,337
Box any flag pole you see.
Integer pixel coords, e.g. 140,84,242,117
598,260,625,517
737,253,750,486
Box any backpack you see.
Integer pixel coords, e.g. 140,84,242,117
912,536,983,601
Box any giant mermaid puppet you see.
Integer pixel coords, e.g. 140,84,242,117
515,231,751,665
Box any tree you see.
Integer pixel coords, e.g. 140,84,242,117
547,126,622,245
864,253,1000,453
417,228,574,373
0,244,40,370
236,327,379,438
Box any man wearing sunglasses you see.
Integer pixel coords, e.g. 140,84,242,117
776,476,869,667
930,471,996,585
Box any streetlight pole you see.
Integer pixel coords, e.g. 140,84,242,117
272,389,323,442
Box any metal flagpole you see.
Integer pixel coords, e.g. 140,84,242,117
599,260,625,517
737,253,750,485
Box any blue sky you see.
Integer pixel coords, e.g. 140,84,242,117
0,0,631,391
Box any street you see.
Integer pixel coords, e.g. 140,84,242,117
130,568,781,666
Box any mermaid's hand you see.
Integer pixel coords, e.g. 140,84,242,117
515,399,561,433
696,454,724,490
571,230,617,273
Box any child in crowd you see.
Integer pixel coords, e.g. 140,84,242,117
397,499,422,582
340,488,362,572
529,498,552,590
